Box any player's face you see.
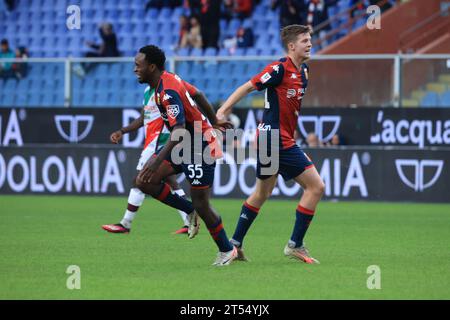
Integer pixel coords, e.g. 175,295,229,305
291,33,312,61
134,53,154,83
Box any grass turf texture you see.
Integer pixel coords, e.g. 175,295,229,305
0,195,449,300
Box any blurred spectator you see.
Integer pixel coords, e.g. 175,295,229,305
74,23,120,77
271,0,307,28
370,0,393,13
223,0,235,20
350,0,393,19
223,26,254,54
324,134,341,147
223,0,254,20
177,15,191,48
145,0,183,10
305,0,330,49
184,0,202,16
0,39,15,79
179,16,203,49
85,23,120,58
4,0,17,11
235,0,254,19
306,132,323,147
349,0,365,19
200,0,221,49
12,46,29,79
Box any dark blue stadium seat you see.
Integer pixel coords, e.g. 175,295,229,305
146,8,159,19
204,48,217,56
190,48,203,57
218,48,230,56
176,62,190,78
245,48,258,56
176,48,190,56
217,62,234,79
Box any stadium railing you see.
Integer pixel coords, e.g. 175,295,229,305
1,54,449,108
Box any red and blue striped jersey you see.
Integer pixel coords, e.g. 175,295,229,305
154,71,219,156
251,57,309,150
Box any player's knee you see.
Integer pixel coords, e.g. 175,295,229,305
135,179,145,190
253,189,271,203
313,180,325,198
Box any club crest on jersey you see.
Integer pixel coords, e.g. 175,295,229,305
167,105,180,119
260,72,271,84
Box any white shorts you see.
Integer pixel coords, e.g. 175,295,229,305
136,138,158,171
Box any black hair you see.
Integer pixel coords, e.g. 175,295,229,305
139,45,166,70
1,39,8,45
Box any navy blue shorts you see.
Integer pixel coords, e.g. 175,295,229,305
257,144,314,181
156,144,216,189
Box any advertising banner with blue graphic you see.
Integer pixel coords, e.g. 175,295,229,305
1,145,448,202
1,107,450,148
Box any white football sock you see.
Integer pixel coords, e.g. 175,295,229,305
127,187,145,207
120,188,145,228
121,211,136,229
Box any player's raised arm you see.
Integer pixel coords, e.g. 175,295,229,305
110,109,144,144
193,90,234,130
216,80,255,120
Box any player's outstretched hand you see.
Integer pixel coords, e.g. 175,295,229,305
213,119,234,132
137,167,152,184
110,130,123,144
137,159,161,183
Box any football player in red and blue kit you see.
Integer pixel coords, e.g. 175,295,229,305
134,45,238,266
217,25,325,264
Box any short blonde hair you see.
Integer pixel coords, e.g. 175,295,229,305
281,24,312,51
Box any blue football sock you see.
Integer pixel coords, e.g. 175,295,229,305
231,202,260,248
156,183,194,214
208,218,233,252
290,205,315,247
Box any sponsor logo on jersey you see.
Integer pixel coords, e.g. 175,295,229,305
192,179,201,185
287,89,297,98
257,123,271,131
272,65,280,73
260,72,271,84
290,73,297,79
162,94,172,102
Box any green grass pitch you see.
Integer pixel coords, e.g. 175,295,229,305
0,195,449,300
